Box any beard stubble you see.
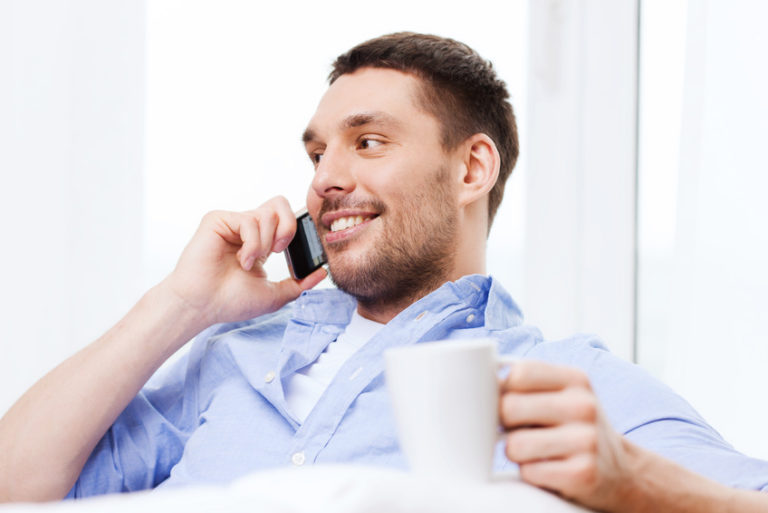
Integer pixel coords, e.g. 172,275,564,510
321,166,459,312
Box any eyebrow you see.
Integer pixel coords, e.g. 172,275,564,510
302,111,401,145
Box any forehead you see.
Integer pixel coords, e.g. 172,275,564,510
305,67,436,137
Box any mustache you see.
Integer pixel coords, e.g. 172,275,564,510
317,196,387,223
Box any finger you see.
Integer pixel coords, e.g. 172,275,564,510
505,423,597,463
236,214,263,271
267,272,315,309
202,210,244,246
254,209,279,260
238,197,296,268
501,360,592,393
263,267,327,313
500,387,598,428
519,453,599,501
270,198,298,253
205,211,264,271
245,197,297,253
297,266,327,291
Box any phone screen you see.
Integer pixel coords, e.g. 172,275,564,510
284,209,327,279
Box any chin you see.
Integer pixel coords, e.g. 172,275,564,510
325,251,366,280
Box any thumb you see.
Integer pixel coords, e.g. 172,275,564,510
297,267,328,291
270,267,328,308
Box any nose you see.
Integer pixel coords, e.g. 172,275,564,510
310,144,356,199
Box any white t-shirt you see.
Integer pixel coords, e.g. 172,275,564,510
284,310,384,423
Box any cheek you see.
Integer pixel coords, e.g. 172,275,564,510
306,190,321,217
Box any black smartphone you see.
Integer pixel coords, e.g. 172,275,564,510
284,208,327,279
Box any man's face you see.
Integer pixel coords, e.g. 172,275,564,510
303,67,459,307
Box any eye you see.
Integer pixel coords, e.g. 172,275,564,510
358,137,384,150
310,152,323,165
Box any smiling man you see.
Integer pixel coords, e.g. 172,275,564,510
1,33,767,512
304,66,483,322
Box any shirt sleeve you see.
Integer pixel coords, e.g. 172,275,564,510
524,335,768,492
66,326,215,498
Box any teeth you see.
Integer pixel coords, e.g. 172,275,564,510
331,215,370,232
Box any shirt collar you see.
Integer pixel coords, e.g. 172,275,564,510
293,274,523,330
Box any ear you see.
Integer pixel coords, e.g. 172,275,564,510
456,133,500,208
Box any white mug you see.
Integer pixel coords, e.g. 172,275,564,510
384,338,515,482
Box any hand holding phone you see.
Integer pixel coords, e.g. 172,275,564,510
284,208,327,279
164,197,325,327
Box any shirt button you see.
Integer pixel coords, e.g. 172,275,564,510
415,312,426,321
264,371,276,383
291,451,306,466
466,313,475,323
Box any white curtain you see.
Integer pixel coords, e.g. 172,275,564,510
525,0,638,361
638,0,768,459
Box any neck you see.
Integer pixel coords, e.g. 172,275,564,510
353,214,488,324
356,301,411,325
355,280,443,324
355,260,486,325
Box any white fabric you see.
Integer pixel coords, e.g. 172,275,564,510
0,466,590,512
285,310,384,422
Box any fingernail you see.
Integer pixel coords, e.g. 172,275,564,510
276,237,291,251
243,256,255,271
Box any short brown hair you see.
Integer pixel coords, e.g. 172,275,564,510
330,32,519,231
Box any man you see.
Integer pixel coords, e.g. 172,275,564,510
1,32,767,512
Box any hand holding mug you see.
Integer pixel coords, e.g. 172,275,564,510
500,360,635,511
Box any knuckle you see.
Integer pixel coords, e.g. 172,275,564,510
268,196,292,216
569,368,592,389
265,208,279,222
499,393,519,425
518,463,538,484
242,215,260,234
504,432,526,460
202,210,222,223
574,458,599,490
270,195,289,207
567,389,598,422
578,426,599,453
506,362,529,388
519,462,553,490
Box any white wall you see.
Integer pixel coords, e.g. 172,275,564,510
143,0,529,302
0,0,145,415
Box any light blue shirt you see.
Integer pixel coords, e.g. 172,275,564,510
69,275,768,497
